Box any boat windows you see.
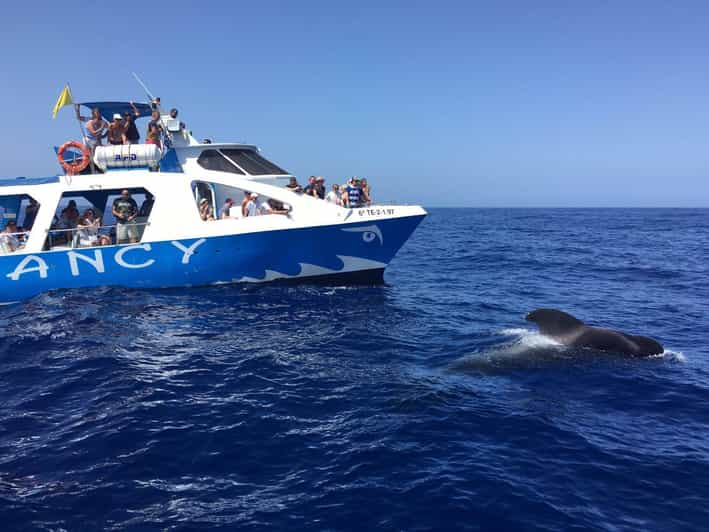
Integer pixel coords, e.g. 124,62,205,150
44,188,155,250
221,148,288,176
197,149,245,174
0,194,40,254
192,181,290,221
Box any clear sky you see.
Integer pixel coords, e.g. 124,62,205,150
1,0,708,206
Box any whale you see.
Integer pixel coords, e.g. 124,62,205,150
525,308,664,356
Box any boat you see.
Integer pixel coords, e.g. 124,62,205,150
0,98,426,304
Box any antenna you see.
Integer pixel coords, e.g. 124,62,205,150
132,72,155,102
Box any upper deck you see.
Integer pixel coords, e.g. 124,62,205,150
70,101,293,186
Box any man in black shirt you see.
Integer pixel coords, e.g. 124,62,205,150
123,101,141,144
303,176,318,198
112,189,139,244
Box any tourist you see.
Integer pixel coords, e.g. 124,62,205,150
139,192,154,218
315,176,326,199
303,176,318,198
77,208,110,247
244,193,259,217
343,177,362,208
325,184,342,205
261,198,290,215
107,114,125,145
241,191,251,217
77,107,107,164
285,177,303,193
23,198,39,230
360,178,372,206
199,198,214,221
146,110,164,148
112,189,139,244
60,200,80,227
0,221,20,253
169,108,187,130
220,198,234,219
54,201,79,245
123,102,141,144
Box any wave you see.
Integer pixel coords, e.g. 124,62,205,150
449,328,567,371
651,349,687,363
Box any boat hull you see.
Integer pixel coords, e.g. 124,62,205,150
0,214,424,303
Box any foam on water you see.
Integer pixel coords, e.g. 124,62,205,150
653,349,687,363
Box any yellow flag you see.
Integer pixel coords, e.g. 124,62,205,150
52,85,73,119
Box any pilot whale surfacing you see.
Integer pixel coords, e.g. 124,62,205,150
525,309,664,357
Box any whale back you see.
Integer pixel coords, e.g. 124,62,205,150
526,308,584,336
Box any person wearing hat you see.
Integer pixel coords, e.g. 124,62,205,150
199,197,214,221
244,193,259,217
107,113,125,146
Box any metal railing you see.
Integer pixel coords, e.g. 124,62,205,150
45,221,150,249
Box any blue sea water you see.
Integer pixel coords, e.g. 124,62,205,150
1,208,708,531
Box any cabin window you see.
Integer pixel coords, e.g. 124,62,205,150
0,194,40,254
197,149,245,174
192,181,290,221
44,188,155,250
220,148,288,175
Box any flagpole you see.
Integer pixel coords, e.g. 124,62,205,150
66,82,87,142
132,72,155,102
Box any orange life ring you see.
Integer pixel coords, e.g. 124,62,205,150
57,141,90,174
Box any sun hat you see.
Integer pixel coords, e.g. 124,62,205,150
112,113,122,120
200,198,208,204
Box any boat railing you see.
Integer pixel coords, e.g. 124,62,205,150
45,222,151,249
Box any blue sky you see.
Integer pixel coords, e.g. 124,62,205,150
1,0,707,206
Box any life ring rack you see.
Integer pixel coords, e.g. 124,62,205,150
57,140,90,175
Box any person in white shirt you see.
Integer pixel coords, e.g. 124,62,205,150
325,184,342,205
0,221,20,252
244,193,259,217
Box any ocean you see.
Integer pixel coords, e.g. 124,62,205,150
1,208,708,531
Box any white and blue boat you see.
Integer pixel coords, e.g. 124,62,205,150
0,99,426,304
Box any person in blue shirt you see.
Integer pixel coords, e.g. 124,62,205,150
344,177,363,208
303,176,318,198
220,198,234,219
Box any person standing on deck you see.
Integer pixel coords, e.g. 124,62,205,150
112,190,139,244
77,107,107,172
123,102,141,144
107,114,125,145
146,110,164,148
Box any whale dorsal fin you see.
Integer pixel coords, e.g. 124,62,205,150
526,308,584,336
